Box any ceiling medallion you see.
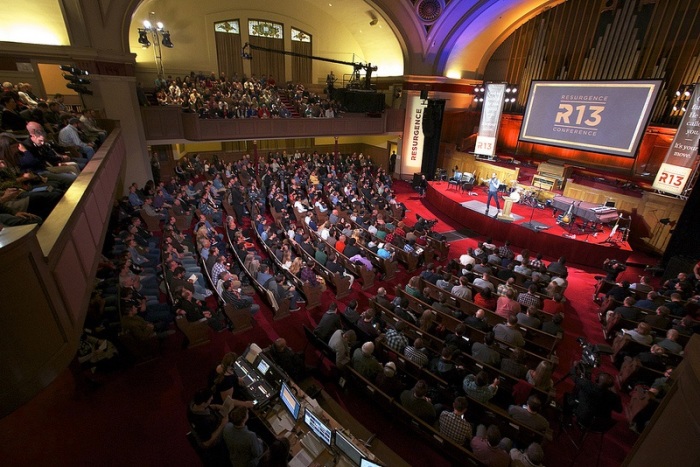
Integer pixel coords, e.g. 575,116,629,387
416,0,443,23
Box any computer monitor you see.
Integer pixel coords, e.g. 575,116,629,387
604,200,616,208
256,357,271,376
279,381,300,420
334,430,363,466
360,458,383,467
303,409,333,446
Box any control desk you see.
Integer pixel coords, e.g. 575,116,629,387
238,344,385,466
258,380,383,467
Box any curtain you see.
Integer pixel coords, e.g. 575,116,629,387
215,31,244,80
249,36,285,82
291,40,312,84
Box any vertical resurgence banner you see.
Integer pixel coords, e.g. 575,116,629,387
653,85,700,196
401,92,428,175
475,83,506,156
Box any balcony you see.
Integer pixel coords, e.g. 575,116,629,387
0,128,126,417
141,106,406,142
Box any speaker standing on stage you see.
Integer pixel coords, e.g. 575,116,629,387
389,151,397,173
486,173,501,215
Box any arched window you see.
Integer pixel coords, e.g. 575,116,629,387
291,28,312,84
214,20,243,81
248,20,285,82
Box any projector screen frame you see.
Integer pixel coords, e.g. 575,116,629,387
518,79,663,158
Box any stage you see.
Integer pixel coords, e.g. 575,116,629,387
425,182,632,269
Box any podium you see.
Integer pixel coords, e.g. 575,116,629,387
497,197,515,222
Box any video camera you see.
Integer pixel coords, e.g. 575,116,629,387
415,214,438,231
573,337,614,377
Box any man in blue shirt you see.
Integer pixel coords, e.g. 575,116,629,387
485,173,501,216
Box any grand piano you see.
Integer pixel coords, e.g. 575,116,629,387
551,195,619,228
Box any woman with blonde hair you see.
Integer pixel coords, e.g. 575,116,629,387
288,257,303,276
526,360,554,391
281,250,293,270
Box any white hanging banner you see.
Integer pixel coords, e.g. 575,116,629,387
475,83,506,156
401,92,428,175
653,84,700,196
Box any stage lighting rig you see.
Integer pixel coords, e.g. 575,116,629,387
60,64,92,95
137,13,174,77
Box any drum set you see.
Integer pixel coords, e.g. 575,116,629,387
510,186,547,209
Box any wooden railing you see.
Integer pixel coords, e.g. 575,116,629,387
141,106,406,141
0,128,126,417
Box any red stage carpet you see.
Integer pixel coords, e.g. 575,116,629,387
426,181,632,269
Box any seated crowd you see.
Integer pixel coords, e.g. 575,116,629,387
150,71,342,119
0,83,107,226
69,144,695,466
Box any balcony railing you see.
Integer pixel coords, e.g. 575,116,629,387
141,106,406,141
0,128,126,417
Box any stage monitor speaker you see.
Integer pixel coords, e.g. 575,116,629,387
420,89,429,100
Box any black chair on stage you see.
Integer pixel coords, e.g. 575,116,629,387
460,173,477,195
447,171,462,191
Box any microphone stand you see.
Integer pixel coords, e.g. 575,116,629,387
522,181,544,231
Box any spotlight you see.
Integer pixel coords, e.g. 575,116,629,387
143,20,152,29
138,29,151,47
511,87,517,93
673,105,678,111
59,65,88,75
676,90,681,97
161,31,173,48
505,87,511,93
156,21,164,30
63,74,91,85
684,89,691,97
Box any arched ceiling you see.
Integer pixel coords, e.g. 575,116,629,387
126,0,563,80
0,0,564,81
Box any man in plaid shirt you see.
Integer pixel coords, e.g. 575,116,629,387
517,284,542,309
498,240,513,258
404,337,429,367
529,253,545,270
385,321,410,353
439,396,473,445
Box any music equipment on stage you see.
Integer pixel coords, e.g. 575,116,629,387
558,202,574,225
602,214,624,245
535,162,573,191
508,189,521,203
551,196,619,226
532,174,558,191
